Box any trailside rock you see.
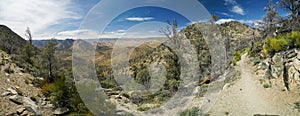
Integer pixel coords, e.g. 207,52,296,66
54,107,70,115
1,91,11,97
7,87,18,95
25,106,42,116
16,107,26,114
9,95,23,105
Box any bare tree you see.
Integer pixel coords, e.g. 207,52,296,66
263,0,281,36
280,0,300,31
25,27,32,45
159,19,179,47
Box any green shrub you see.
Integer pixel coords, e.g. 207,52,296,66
137,106,151,111
135,68,151,88
265,35,290,53
263,83,271,88
234,51,241,61
232,60,237,66
253,57,261,65
288,31,300,47
179,107,200,116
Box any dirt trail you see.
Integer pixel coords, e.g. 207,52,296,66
209,54,299,116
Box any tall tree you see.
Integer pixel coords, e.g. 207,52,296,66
25,27,32,45
41,38,58,82
280,0,300,30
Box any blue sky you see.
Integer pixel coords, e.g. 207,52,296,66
0,0,287,39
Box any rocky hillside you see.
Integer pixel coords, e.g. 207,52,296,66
0,25,32,55
0,50,59,115
90,21,263,114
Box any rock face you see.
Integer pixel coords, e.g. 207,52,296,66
262,49,300,91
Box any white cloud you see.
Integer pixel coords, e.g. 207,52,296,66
217,12,233,17
0,0,81,39
55,29,102,39
216,19,262,28
125,17,154,21
215,19,235,24
224,0,237,5
231,6,245,15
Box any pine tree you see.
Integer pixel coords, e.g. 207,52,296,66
41,38,58,82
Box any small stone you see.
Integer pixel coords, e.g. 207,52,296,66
223,83,231,90
16,107,26,114
7,88,18,95
1,91,11,97
54,107,70,115
21,110,28,116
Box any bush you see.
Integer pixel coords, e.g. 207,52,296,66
265,35,290,53
263,83,271,88
135,68,151,88
179,107,200,116
234,51,241,61
288,31,300,47
137,106,151,111
253,57,261,65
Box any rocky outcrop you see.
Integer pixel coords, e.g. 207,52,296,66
260,48,300,91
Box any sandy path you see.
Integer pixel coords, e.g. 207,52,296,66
209,54,299,116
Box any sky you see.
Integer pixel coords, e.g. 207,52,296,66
0,0,288,40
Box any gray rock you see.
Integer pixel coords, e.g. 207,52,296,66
25,106,42,116
1,91,11,97
9,95,23,105
287,52,297,59
7,88,18,95
54,107,70,115
23,97,37,107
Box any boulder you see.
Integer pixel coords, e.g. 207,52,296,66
9,95,23,105
54,107,70,115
